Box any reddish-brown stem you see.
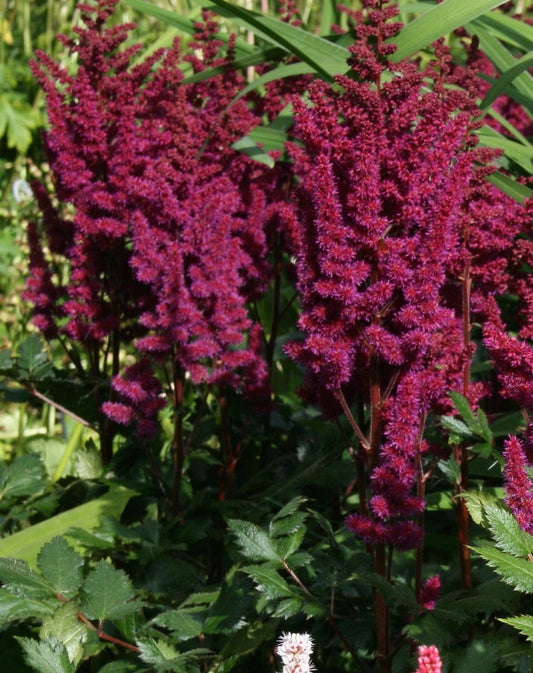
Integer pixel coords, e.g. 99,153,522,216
218,394,239,500
335,388,371,452
170,358,185,514
455,247,473,590
56,592,140,653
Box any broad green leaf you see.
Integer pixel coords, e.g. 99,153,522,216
242,564,293,600
37,537,83,600
0,485,136,568
483,503,533,557
391,0,511,62
17,636,75,673
80,561,141,621
232,135,275,167
499,615,533,643
227,519,281,563
274,527,306,560
272,597,302,618
97,662,140,673
473,545,533,593
195,0,349,80
270,510,307,538
137,638,205,673
0,558,54,599
40,602,88,665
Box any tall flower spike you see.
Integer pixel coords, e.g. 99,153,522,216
503,435,533,535
276,633,314,673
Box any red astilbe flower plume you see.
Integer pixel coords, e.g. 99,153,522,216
285,0,514,548
412,645,442,673
27,0,276,437
503,435,533,535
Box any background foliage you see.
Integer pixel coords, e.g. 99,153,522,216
2,1,533,672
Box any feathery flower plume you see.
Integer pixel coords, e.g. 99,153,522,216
285,0,515,549
276,633,314,673
503,435,533,535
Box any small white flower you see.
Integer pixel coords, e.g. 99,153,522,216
12,179,33,204
276,632,314,673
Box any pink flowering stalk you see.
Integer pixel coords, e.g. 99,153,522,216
25,0,282,480
413,645,442,673
502,435,533,535
276,633,314,673
283,0,522,668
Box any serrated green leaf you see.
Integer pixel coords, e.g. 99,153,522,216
242,564,293,600
391,0,511,62
153,610,204,641
499,615,533,643
473,545,533,593
37,537,83,599
274,527,306,560
97,662,140,673
16,335,52,380
0,558,54,599
449,391,477,425
80,561,141,621
483,503,533,557
0,347,12,370
228,519,281,563
272,597,302,618
17,636,76,673
1,454,46,499
40,602,88,665
440,415,472,439
137,638,185,671
0,586,55,622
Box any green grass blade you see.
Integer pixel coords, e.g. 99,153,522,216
391,0,510,62
0,485,136,569
472,13,533,52
193,0,349,79
480,52,533,110
486,171,532,203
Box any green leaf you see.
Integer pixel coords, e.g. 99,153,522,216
274,527,306,560
272,597,302,618
476,127,533,174
454,639,500,673
16,335,52,380
0,558,54,599
483,503,533,557
473,545,533,593
486,170,533,203
499,615,533,643
0,485,135,569
472,12,533,52
0,586,55,622
391,0,511,62
440,415,472,439
227,519,282,563
449,391,477,425
0,454,46,499
195,0,349,80
40,602,88,665
80,561,141,620
481,52,533,111
37,537,84,600
153,610,204,641
17,636,76,673
242,564,293,600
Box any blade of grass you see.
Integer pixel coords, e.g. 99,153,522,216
391,0,510,62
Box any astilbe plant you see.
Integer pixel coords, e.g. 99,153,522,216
26,1,278,482
283,0,522,669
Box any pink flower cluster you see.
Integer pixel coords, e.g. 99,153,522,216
413,645,442,673
285,0,520,549
25,0,288,436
